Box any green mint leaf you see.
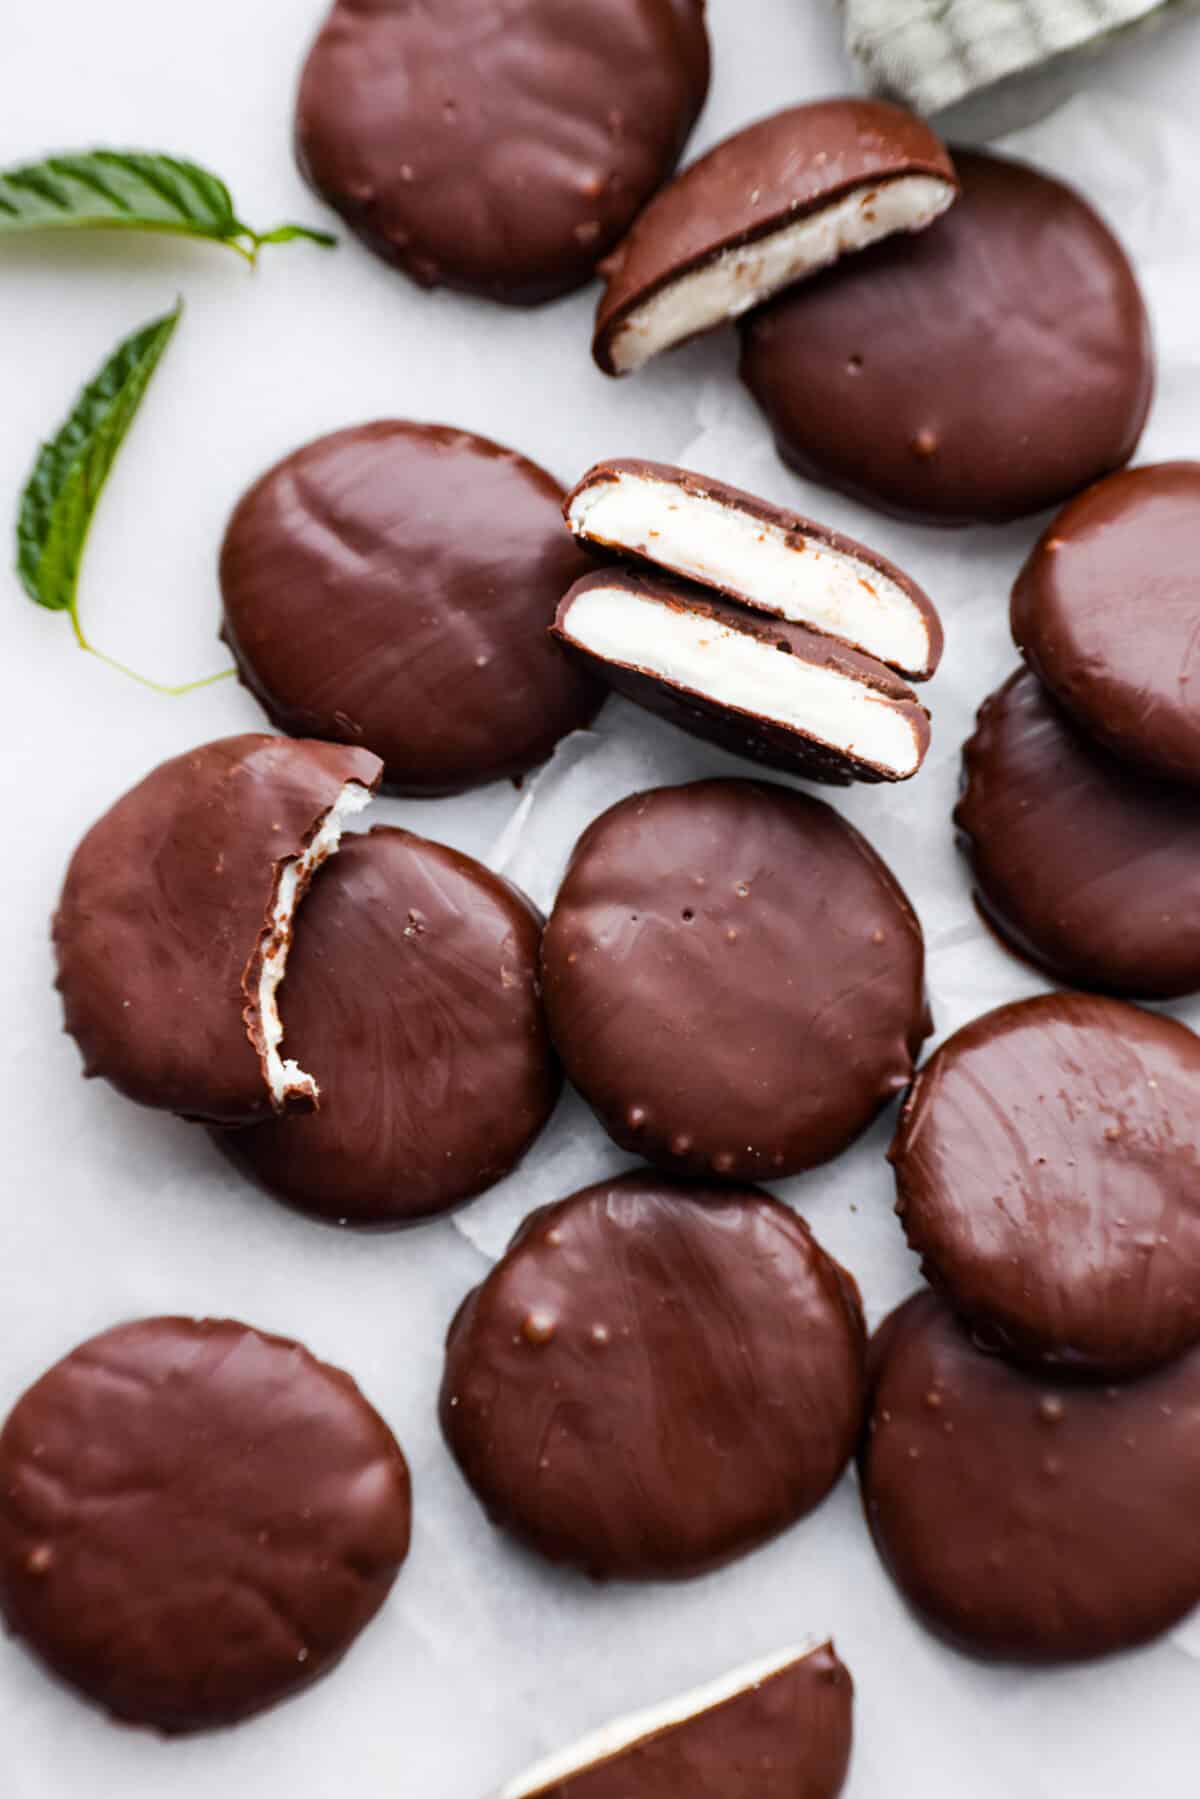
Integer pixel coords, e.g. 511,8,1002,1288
15,300,236,695
18,301,181,615
0,150,335,261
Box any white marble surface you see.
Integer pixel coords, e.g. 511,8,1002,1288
2,4,1200,1795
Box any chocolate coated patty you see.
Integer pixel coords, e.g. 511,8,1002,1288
0,1317,411,1730
441,1171,866,1578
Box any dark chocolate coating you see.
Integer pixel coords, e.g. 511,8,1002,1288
441,1172,866,1579
1011,463,1200,784
956,669,1200,998
739,149,1152,525
220,423,601,795
0,1317,411,1731
295,0,710,305
565,458,944,679
860,1292,1200,1661
891,993,1200,1375
515,1642,853,1799
53,734,382,1125
554,570,931,785
215,828,560,1226
594,98,957,373
541,779,929,1180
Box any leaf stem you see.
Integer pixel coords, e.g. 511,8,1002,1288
69,604,236,695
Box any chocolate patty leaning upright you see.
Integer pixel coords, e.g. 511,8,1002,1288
541,779,929,1180
295,0,710,304
220,423,601,795
441,1171,866,1579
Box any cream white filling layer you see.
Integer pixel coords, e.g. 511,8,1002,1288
563,583,922,776
607,173,956,373
255,780,373,1108
499,1641,819,1799
569,470,932,675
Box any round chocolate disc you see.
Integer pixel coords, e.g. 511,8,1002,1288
440,1171,866,1579
295,0,710,305
53,734,382,1125
1011,463,1200,784
956,669,1200,998
216,827,560,1226
219,423,602,795
0,1317,411,1730
739,149,1152,525
541,779,929,1181
891,993,1200,1374
861,1292,1200,1661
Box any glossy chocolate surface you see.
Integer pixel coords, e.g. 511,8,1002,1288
0,1317,411,1730
861,1292,1200,1661
891,993,1200,1374
512,1642,853,1799
1011,462,1200,784
52,734,382,1124
220,423,601,795
565,457,944,678
554,569,931,785
739,150,1152,524
441,1172,866,1579
956,669,1200,998
594,98,956,372
216,828,560,1226
541,779,929,1180
296,0,710,304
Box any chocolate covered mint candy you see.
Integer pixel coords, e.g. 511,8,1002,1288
296,0,710,304
441,1171,865,1578
53,735,381,1124
595,98,956,375
0,1317,411,1730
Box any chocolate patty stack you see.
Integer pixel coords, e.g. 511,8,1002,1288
958,462,1200,1002
858,476,1200,1659
862,984,1200,1661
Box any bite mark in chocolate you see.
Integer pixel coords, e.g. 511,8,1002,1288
53,735,382,1124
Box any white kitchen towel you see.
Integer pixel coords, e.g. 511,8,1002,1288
839,0,1196,112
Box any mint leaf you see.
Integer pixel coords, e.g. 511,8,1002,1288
15,301,232,694
18,302,181,614
0,150,334,262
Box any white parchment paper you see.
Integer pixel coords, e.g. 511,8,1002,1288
3,2,1200,1793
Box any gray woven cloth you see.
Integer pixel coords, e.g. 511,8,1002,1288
839,0,1196,112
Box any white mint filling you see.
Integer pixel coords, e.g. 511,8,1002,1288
499,1641,819,1799
563,583,923,776
607,173,955,373
255,780,373,1107
569,470,932,675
